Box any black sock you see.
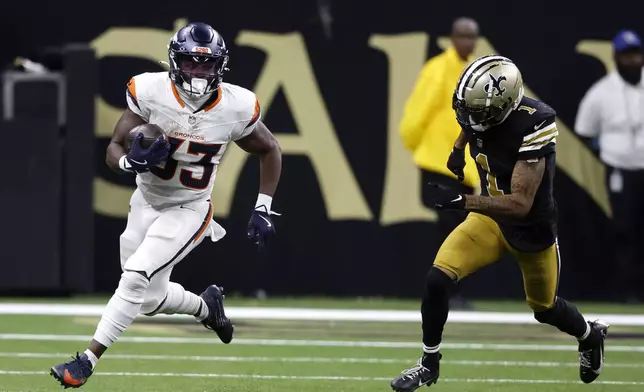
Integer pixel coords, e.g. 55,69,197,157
422,352,441,368
421,268,453,352
534,297,593,341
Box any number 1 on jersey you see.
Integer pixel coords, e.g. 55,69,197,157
475,153,505,196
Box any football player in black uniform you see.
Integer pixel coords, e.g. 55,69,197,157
390,55,608,392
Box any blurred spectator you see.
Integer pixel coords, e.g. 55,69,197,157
400,17,480,309
575,29,644,302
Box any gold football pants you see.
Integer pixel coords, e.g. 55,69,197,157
433,212,559,311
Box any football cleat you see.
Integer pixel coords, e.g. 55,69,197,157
50,352,93,389
578,319,609,384
200,285,234,344
390,354,441,392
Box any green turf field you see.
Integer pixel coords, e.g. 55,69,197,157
0,298,642,391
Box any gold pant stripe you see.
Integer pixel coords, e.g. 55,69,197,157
434,213,559,311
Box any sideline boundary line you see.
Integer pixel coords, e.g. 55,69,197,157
2,303,644,325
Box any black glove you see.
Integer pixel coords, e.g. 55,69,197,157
447,147,466,182
247,207,276,249
426,183,466,210
125,133,170,172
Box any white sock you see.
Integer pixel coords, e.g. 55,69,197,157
155,282,210,321
92,271,149,348
194,297,210,321
578,321,591,341
83,349,99,370
423,343,440,354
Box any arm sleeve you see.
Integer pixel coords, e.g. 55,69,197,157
126,77,150,121
517,115,557,161
574,86,601,138
232,97,261,141
399,60,443,152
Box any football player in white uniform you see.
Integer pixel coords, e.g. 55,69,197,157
50,22,282,388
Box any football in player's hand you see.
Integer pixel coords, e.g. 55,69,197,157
125,124,168,151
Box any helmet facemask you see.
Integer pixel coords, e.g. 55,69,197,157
170,52,228,97
453,93,509,129
453,82,524,132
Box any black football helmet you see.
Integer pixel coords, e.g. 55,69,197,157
168,22,229,97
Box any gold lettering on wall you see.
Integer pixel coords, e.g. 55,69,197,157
232,31,373,220
576,40,614,73
370,33,438,224
89,22,611,220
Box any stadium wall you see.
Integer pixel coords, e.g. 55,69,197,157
0,1,635,299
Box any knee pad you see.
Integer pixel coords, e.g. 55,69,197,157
140,294,167,316
533,297,559,324
421,267,454,319
425,267,455,297
143,282,187,316
116,270,150,305
528,300,552,313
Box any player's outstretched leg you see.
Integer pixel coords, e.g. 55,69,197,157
199,285,234,343
533,297,609,383
391,267,453,391
51,269,150,388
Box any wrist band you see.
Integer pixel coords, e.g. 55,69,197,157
118,155,132,172
255,193,273,212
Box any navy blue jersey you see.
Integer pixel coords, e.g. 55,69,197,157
464,96,558,252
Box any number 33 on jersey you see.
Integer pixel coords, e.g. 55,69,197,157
125,72,261,208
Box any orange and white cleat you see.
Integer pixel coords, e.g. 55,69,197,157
50,352,94,389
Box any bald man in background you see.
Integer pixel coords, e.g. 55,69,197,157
400,17,480,309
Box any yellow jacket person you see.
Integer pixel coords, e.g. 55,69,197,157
401,19,480,190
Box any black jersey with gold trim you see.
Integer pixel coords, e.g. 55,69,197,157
463,96,558,252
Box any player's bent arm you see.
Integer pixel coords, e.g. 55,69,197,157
106,109,147,173
235,120,282,198
464,158,545,218
453,129,469,149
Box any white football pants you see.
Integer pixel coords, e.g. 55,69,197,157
119,189,226,314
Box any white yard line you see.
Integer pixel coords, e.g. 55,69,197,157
2,370,644,385
0,352,640,368
1,333,644,352
2,302,644,325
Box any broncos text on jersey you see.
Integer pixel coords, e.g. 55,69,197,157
464,96,558,252
125,72,261,209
